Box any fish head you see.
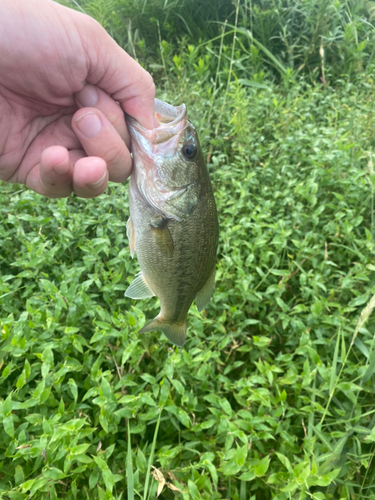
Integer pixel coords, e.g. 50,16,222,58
126,99,205,220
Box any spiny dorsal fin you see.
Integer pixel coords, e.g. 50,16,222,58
125,272,155,299
195,266,216,312
126,217,135,258
149,218,174,257
139,314,186,346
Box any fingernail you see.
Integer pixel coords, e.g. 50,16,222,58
76,85,98,107
75,112,102,138
89,171,107,189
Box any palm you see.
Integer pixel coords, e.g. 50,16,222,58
0,92,80,185
0,0,154,198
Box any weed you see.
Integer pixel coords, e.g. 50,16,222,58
1,1,375,499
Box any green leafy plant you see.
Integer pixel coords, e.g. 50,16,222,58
2,1,375,499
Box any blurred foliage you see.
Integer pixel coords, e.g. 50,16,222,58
62,0,375,83
2,0,375,499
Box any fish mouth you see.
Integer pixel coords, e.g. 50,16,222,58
127,100,197,220
154,99,187,127
126,98,190,155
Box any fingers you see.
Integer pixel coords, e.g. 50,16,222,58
80,17,155,129
75,84,131,148
39,146,74,197
26,146,109,198
72,106,132,183
72,156,108,198
24,86,133,198
26,146,75,198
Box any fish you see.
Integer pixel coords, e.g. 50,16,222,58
125,98,219,346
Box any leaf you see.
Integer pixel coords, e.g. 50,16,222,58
70,443,91,455
275,452,293,473
68,379,78,402
3,415,14,438
351,294,370,307
93,456,108,471
140,394,156,406
297,464,310,483
144,408,162,500
136,447,147,473
188,479,201,500
43,468,66,480
176,409,191,428
239,471,255,481
236,443,248,467
204,460,218,486
171,379,184,394
99,413,109,433
220,461,242,476
89,469,100,490
3,393,12,416
151,467,166,497
14,465,25,485
330,329,340,394
237,78,271,90
281,480,298,493
102,468,114,493
364,427,375,442
16,370,26,389
219,398,232,415
127,420,134,500
363,350,375,383
167,482,183,493
254,456,270,477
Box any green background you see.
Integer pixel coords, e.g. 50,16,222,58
1,0,375,498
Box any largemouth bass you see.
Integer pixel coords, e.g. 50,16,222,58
125,99,218,346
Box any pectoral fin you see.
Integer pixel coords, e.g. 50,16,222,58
195,266,216,312
149,218,174,257
127,217,135,258
125,271,155,299
139,314,187,346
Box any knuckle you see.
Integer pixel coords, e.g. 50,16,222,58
102,141,125,167
142,72,155,96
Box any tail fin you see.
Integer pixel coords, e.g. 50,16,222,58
139,315,187,346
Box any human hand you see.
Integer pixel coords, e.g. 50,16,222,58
0,0,155,198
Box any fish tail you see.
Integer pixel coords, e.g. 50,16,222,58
139,315,187,346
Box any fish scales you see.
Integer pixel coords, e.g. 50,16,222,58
125,99,219,346
129,171,217,322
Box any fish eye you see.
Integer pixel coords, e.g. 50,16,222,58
182,142,197,160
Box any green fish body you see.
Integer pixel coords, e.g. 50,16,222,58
125,99,218,346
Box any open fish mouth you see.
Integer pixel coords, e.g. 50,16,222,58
126,98,197,220
154,99,187,126
126,99,190,155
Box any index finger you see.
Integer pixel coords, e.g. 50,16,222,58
79,16,155,129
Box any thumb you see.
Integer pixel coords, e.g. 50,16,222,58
78,16,155,129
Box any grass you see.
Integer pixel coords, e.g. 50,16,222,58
2,1,375,499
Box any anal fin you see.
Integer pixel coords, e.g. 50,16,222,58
195,266,216,312
125,271,155,299
139,314,187,346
